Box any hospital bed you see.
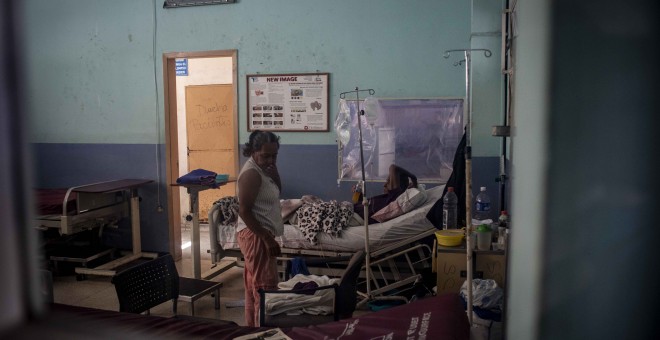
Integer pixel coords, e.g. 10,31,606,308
207,185,445,302
36,184,127,236
35,179,157,278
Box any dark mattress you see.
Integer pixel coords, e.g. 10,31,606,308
4,294,469,339
35,188,77,215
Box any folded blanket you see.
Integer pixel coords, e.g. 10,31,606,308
265,274,338,316
176,169,221,188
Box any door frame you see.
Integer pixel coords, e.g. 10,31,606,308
162,49,238,260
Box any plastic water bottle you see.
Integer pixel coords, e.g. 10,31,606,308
474,186,492,221
442,187,458,229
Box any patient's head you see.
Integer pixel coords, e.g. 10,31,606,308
384,164,416,194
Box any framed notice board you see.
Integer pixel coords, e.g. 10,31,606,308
246,73,329,132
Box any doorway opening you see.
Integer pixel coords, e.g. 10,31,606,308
163,50,238,260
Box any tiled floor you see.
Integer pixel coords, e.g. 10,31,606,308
51,224,249,325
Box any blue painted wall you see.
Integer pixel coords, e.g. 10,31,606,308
20,0,504,252
31,143,169,252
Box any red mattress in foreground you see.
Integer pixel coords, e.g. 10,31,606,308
4,294,468,339
286,293,469,340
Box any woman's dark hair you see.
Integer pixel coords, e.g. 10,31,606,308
243,130,280,157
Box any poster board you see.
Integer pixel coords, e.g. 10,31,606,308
246,73,329,131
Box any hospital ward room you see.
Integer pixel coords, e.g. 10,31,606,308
1,1,658,339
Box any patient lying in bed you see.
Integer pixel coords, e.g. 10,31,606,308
211,185,441,253
353,164,420,223
211,164,432,249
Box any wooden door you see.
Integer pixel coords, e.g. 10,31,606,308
185,84,237,219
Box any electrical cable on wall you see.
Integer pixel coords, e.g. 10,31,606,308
152,0,163,212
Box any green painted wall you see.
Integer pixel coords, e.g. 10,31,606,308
471,0,504,157
20,0,501,154
22,0,157,144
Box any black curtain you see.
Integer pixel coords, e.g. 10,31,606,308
426,132,466,229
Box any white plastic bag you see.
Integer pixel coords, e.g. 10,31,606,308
460,279,503,310
334,99,351,145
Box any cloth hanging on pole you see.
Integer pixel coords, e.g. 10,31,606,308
426,131,467,229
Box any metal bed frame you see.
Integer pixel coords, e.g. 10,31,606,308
35,179,157,278
206,216,436,304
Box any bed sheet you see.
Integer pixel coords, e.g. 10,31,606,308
218,185,444,253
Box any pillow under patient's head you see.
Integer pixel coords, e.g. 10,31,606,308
371,200,404,223
396,187,428,213
372,186,429,223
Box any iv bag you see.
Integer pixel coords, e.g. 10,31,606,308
362,96,383,125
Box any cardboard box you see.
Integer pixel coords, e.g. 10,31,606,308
475,253,506,288
435,251,468,295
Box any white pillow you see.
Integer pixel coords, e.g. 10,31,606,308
372,200,404,223
396,187,428,213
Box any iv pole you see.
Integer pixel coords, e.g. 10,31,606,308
339,87,376,302
340,88,443,307
443,48,491,325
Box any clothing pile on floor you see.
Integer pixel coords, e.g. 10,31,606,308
264,274,338,316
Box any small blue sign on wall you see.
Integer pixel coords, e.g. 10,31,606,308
175,58,188,76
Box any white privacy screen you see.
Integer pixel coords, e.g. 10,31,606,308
336,97,464,183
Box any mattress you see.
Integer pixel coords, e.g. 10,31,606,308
33,180,150,235
218,185,444,252
35,188,78,215
10,295,469,340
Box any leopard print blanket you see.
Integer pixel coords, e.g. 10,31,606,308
212,195,354,246
295,200,354,245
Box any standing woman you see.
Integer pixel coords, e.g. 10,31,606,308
236,130,283,327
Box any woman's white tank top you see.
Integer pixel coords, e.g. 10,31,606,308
236,158,283,236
